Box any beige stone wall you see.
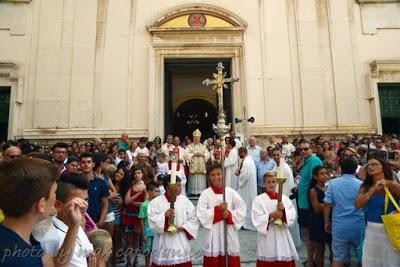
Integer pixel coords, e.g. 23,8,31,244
0,0,399,141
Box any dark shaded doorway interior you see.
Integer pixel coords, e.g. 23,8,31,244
379,83,400,135
0,86,11,142
164,58,232,141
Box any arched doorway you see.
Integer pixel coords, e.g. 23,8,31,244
174,99,217,140
164,58,232,141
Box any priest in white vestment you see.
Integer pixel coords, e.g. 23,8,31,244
197,163,246,267
224,140,239,190
148,175,200,267
185,129,209,195
251,171,298,267
237,147,257,231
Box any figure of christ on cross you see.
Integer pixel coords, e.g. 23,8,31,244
202,62,239,113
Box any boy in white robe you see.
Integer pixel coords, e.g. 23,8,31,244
197,163,246,267
251,171,298,267
148,175,200,267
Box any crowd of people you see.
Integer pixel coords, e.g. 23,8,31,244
0,130,400,267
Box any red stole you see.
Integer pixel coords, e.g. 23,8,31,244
210,185,223,194
266,191,279,200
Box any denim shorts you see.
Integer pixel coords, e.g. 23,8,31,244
332,235,360,263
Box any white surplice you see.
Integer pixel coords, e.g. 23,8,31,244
197,187,246,257
237,155,258,231
273,162,302,248
148,194,200,266
224,147,239,190
251,193,299,262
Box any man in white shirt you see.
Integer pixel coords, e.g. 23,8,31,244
247,136,262,162
281,134,296,157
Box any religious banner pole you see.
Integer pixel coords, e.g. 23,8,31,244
203,62,239,267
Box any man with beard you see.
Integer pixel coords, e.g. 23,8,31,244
52,142,68,174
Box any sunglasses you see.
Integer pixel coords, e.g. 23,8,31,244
299,147,310,151
7,155,20,159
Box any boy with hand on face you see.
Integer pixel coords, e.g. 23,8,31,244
41,172,93,267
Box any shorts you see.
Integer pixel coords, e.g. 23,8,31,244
297,208,309,228
104,211,115,223
332,235,360,264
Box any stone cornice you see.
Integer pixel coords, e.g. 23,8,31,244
0,62,19,81
370,60,400,77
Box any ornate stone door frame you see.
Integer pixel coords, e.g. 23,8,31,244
147,4,247,139
369,60,400,134
0,62,23,140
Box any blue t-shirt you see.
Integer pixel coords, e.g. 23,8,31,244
298,154,323,209
256,158,276,188
87,176,110,223
0,224,44,267
323,174,364,239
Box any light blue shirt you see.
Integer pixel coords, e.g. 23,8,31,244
323,174,364,239
256,158,276,188
247,145,262,162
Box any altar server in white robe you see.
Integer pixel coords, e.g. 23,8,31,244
224,140,239,190
148,175,200,267
251,171,298,267
271,148,302,248
237,147,257,231
197,163,246,267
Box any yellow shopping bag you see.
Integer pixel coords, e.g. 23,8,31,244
381,186,400,251
0,209,4,224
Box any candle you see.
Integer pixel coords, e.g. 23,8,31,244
171,161,177,184
277,157,285,178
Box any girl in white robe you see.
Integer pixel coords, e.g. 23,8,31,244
148,176,200,267
197,164,246,266
251,172,298,267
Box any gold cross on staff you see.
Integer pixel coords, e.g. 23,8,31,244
202,62,239,113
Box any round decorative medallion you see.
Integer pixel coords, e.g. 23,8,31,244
188,14,207,28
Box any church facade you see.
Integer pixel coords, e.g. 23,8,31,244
0,0,399,142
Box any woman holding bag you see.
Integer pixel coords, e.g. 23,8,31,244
355,157,400,267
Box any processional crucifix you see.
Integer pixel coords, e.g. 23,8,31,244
202,62,239,267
